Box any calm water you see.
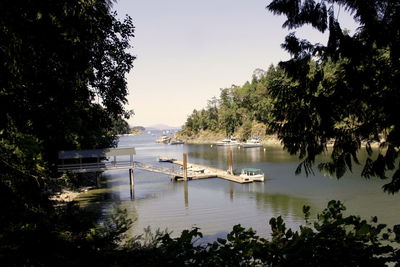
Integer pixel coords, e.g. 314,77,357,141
77,134,400,241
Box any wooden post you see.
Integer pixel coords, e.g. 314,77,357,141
183,153,188,181
129,168,134,199
228,150,233,174
129,168,134,186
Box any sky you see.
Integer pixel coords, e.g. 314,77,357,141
113,0,358,128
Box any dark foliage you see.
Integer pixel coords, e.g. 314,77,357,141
0,0,135,171
111,116,132,135
0,0,135,265
267,0,400,193
0,145,137,265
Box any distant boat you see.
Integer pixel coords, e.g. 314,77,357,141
216,137,239,146
158,157,176,163
156,135,171,144
242,137,262,148
169,140,184,145
239,168,264,182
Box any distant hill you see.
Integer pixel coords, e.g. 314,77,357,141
131,126,145,131
146,124,181,131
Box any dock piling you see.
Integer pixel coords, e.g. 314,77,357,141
129,168,134,186
183,153,188,181
129,168,134,199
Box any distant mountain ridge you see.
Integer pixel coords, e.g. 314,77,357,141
146,124,181,131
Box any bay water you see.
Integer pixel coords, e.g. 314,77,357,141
76,134,400,241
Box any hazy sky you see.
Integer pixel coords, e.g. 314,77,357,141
113,0,358,127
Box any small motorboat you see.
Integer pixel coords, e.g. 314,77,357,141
242,137,262,148
239,168,264,182
216,137,239,146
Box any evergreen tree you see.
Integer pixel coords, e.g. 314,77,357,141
0,0,135,172
267,0,400,193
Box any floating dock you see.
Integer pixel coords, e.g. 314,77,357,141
170,160,252,184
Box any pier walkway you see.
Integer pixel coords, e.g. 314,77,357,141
133,161,181,177
57,148,252,184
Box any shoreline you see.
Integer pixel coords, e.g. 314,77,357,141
180,134,284,147
50,186,94,203
179,133,381,148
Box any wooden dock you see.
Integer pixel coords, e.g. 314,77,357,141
56,148,253,201
170,160,252,184
57,148,253,184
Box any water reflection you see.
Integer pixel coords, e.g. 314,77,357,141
76,187,116,206
130,184,135,200
76,175,127,206
187,145,299,166
228,182,234,201
75,134,400,242
184,181,189,208
254,192,313,220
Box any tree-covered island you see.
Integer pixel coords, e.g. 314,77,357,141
1,0,400,265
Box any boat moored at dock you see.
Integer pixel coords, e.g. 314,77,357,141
239,168,264,182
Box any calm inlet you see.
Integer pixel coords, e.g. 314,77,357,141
76,134,400,241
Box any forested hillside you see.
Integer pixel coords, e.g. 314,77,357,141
180,66,280,141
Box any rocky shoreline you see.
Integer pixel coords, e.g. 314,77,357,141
177,131,283,146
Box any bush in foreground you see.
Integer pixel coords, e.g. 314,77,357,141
116,200,400,266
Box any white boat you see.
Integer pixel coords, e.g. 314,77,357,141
239,168,264,182
216,137,239,146
156,135,171,144
242,137,262,148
